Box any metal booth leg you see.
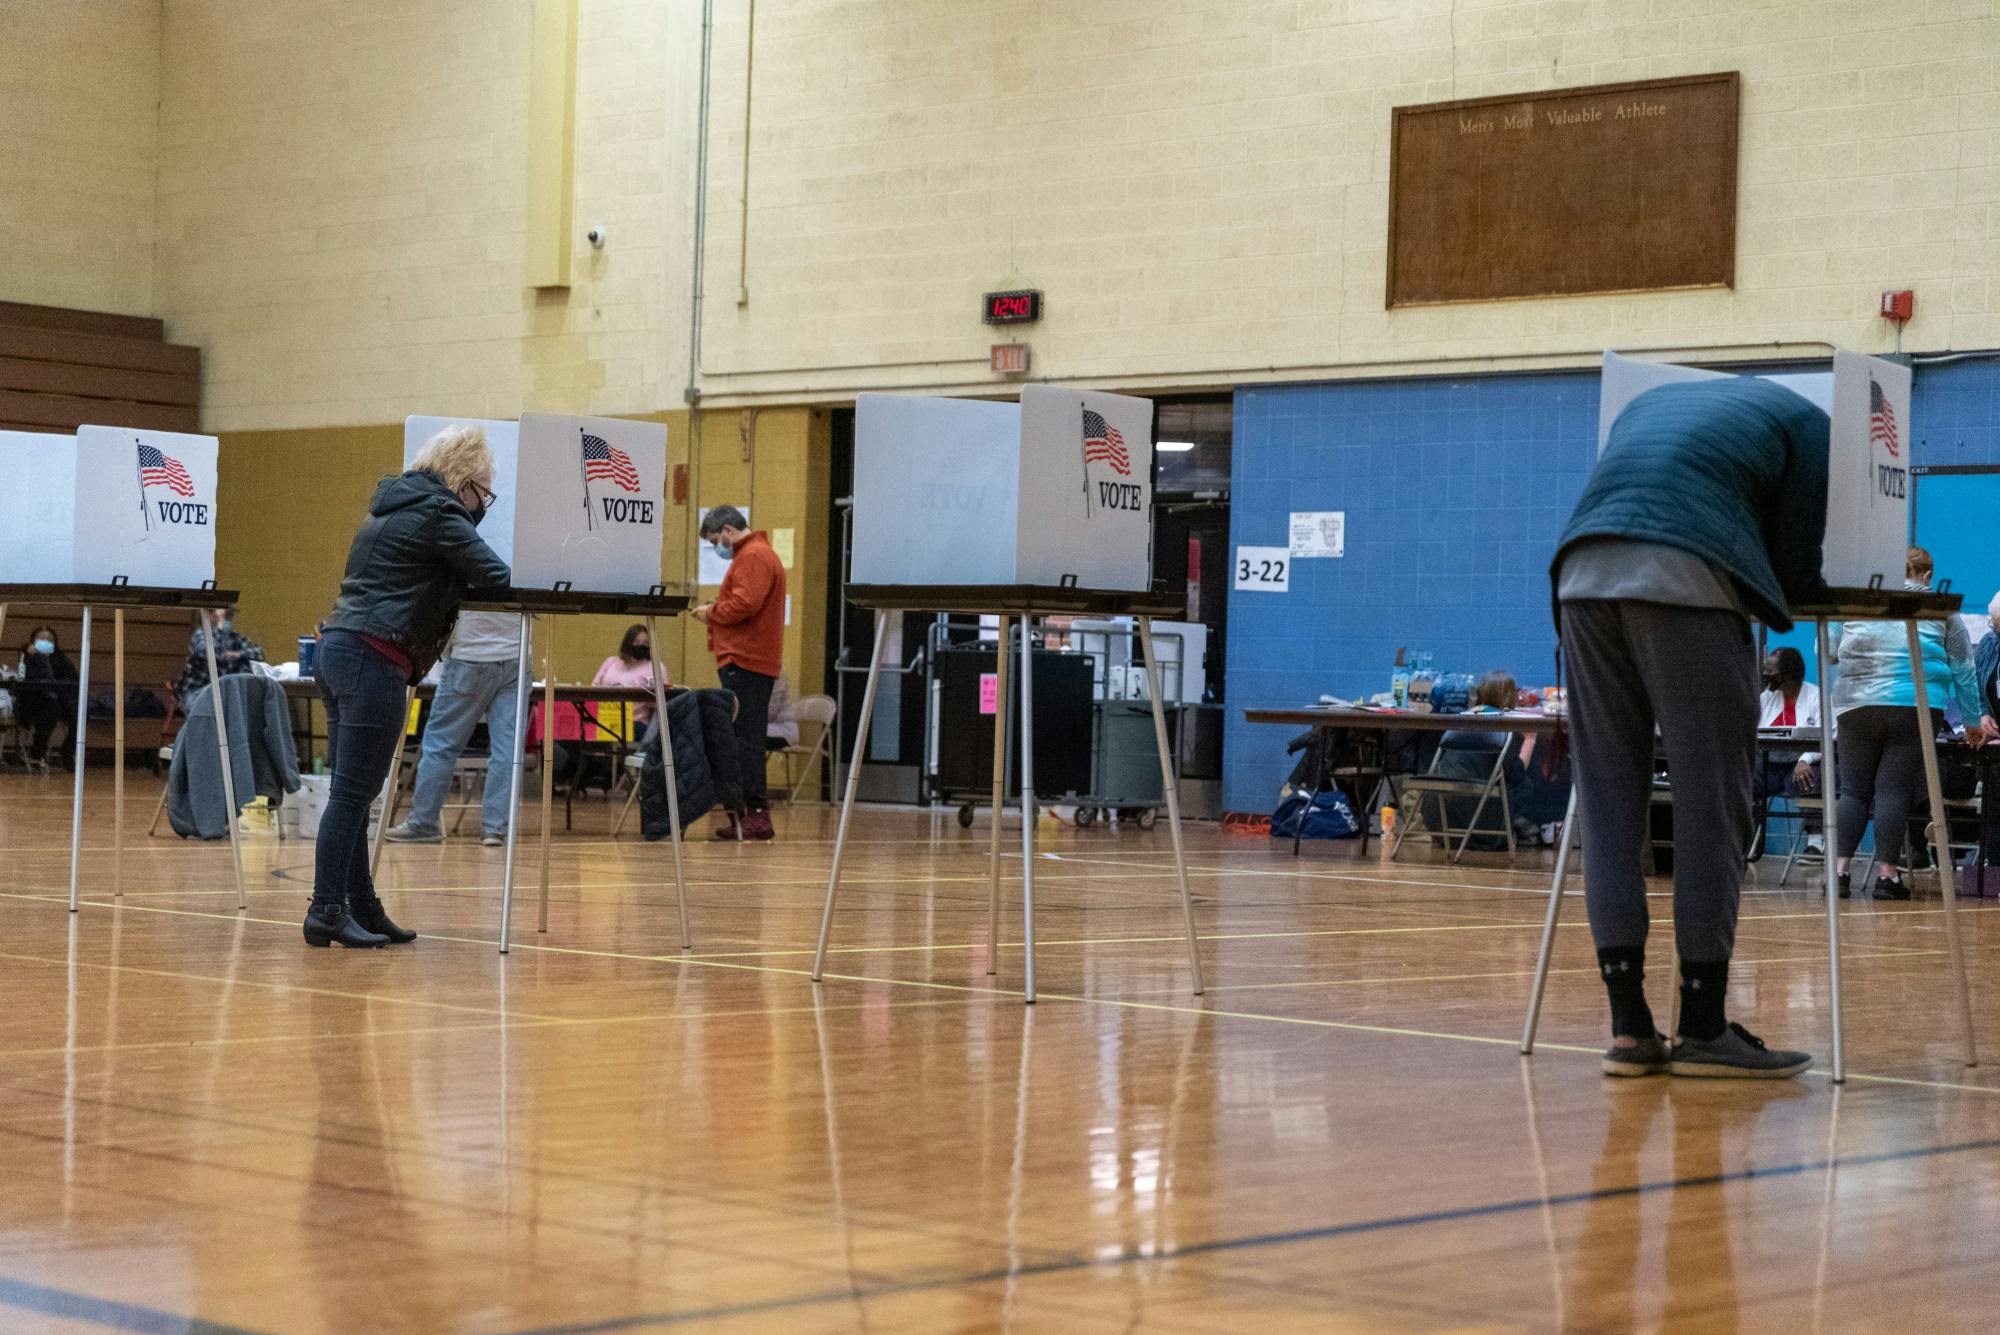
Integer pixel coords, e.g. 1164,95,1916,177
1905,620,1978,1068
369,685,416,880
200,609,249,910
498,614,534,953
643,614,691,950
811,611,891,982
1817,621,1846,1083
1138,616,1204,996
113,609,125,898
1520,784,1580,1054
67,607,94,912
986,615,1011,976
537,627,557,933
1019,612,1039,1004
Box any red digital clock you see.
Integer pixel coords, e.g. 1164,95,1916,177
983,289,1042,324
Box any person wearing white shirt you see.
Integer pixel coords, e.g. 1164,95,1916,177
1757,647,1823,857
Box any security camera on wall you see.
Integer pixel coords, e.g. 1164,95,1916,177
586,227,607,249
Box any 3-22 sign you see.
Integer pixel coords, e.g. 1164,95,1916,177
1234,546,1289,593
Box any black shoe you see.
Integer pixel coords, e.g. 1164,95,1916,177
1837,872,1851,900
304,904,390,948
350,899,416,944
1874,875,1911,901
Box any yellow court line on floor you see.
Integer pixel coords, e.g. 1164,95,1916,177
1116,948,1950,997
12,887,2000,1099
0,944,562,1022
0,995,974,1061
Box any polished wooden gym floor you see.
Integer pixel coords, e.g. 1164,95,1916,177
5,772,2000,1333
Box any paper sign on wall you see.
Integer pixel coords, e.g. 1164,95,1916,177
979,672,1000,715
0,431,77,583
72,426,219,587
515,412,667,595
1234,546,1290,592
1289,511,1345,558
405,416,520,568
698,507,747,586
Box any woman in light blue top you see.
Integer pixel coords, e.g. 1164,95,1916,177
1829,548,1994,899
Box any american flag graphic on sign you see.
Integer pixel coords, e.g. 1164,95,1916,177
1869,380,1899,459
136,443,195,496
1081,409,1131,476
581,433,641,492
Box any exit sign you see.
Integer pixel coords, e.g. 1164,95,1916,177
990,343,1030,375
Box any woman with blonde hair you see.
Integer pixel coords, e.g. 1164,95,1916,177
307,424,511,947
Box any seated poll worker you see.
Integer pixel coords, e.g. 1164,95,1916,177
309,424,511,948
176,611,265,702
384,611,527,848
1755,646,1824,855
1828,547,1992,901
15,625,79,770
1552,377,1830,1080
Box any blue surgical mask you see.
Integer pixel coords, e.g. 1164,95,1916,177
716,541,734,560
32,639,54,655
217,618,233,633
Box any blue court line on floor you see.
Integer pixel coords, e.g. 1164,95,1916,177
0,1274,271,1335
499,1132,2000,1333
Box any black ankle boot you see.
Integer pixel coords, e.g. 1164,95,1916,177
1875,875,1911,901
350,898,416,944
304,903,390,948
1836,872,1851,900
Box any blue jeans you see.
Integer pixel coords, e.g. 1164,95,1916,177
403,657,519,836
313,629,409,911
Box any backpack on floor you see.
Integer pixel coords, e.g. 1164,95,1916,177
1270,790,1359,841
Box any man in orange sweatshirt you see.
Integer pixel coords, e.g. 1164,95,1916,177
694,506,787,840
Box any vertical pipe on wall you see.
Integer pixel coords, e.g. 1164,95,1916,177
736,0,756,306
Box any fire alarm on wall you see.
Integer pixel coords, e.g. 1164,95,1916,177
1881,290,1915,321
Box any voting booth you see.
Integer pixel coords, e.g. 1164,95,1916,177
818,386,1203,1004
395,412,687,954
1597,349,1912,590
852,385,1155,591
1,426,219,586
0,425,243,914
1527,351,1963,1083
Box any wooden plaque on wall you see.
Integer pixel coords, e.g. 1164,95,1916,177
1387,73,1739,307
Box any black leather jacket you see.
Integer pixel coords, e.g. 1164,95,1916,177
324,471,510,680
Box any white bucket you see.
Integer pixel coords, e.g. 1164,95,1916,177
294,774,332,839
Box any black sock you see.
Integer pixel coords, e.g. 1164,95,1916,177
1679,958,1729,1042
1597,946,1655,1039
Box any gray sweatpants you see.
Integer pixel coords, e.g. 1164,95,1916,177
1560,599,1758,963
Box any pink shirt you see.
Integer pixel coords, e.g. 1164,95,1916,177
594,655,661,724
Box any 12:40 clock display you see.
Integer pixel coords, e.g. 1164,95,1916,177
982,290,1042,325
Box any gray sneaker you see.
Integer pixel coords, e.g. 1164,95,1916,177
1670,1023,1812,1079
384,821,444,844
481,831,506,847
1602,1033,1671,1077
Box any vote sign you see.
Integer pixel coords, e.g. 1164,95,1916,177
73,426,218,586
515,412,666,594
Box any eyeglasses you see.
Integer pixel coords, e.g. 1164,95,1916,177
467,481,500,511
